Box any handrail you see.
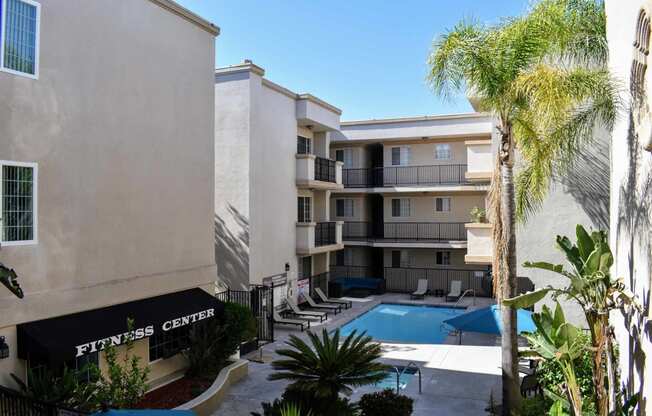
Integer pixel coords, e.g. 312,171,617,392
454,289,476,307
388,366,401,394
400,362,422,394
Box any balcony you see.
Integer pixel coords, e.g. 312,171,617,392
342,221,466,242
297,221,343,255
465,140,493,182
384,267,491,296
296,154,343,190
342,164,469,188
464,223,493,264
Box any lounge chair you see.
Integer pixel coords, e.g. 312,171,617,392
273,309,310,331
446,280,463,302
304,293,342,314
315,287,352,309
411,279,428,299
286,299,328,322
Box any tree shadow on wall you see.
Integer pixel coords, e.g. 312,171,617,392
214,203,250,291
616,112,652,412
557,131,610,230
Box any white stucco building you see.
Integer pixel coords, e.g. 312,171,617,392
606,0,652,411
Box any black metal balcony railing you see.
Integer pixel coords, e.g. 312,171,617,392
330,265,376,279
314,157,336,183
342,164,469,188
0,385,89,416
384,267,491,296
342,221,373,240
315,222,337,246
384,222,466,241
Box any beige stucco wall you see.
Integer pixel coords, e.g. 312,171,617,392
606,0,652,411
381,140,467,167
383,194,485,222
0,0,216,387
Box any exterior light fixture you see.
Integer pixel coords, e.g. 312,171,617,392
0,263,23,299
0,336,9,359
285,262,290,272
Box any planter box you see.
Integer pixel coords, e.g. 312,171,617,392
174,359,248,416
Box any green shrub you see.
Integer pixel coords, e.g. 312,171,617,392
252,387,358,416
186,302,258,377
521,396,549,416
535,333,594,401
359,389,413,416
469,206,487,223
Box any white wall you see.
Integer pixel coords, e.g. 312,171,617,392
383,194,485,222
606,0,652,411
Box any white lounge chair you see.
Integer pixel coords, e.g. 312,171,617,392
315,287,352,309
411,279,428,299
286,299,328,322
273,309,310,331
304,293,342,314
446,280,463,302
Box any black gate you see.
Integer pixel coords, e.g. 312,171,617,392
0,385,88,416
216,285,274,350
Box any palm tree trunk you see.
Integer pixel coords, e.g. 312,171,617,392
496,123,521,415
500,161,521,415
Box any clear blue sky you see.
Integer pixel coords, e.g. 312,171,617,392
176,0,529,120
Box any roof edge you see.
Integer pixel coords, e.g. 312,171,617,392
340,112,492,126
297,93,342,116
148,0,220,36
215,62,266,77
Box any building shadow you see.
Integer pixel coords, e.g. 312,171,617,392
215,203,250,290
616,112,652,412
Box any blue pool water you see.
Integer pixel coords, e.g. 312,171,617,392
375,366,417,391
339,303,465,344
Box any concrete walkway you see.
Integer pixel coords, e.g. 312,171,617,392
213,293,502,416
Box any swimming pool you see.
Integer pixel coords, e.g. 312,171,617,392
339,303,465,344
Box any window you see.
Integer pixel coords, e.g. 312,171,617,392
632,9,651,99
299,256,312,279
436,251,451,265
297,136,312,154
298,196,312,223
391,198,410,217
149,326,190,362
335,199,354,217
435,144,452,160
335,249,353,266
335,148,353,168
391,147,410,166
1,161,37,245
28,351,99,383
391,250,411,267
434,197,451,212
0,0,40,78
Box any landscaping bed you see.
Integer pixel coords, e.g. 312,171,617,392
134,374,217,409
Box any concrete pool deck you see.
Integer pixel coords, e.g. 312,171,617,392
213,293,503,416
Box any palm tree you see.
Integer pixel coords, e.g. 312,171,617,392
268,329,388,401
427,0,619,413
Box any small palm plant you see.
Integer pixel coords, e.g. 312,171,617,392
268,329,388,401
280,403,312,416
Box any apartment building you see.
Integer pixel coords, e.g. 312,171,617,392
0,0,219,389
214,61,344,305
329,114,496,296
606,0,652,410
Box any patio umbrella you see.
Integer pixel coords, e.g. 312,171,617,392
443,305,536,335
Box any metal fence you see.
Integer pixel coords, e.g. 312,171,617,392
215,285,274,345
342,164,469,188
342,221,372,240
315,222,337,246
383,222,466,241
0,385,88,416
384,267,491,296
314,157,336,183
330,265,377,279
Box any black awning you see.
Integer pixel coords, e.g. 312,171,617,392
17,288,224,363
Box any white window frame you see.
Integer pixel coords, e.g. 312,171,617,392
0,0,41,79
391,146,410,166
436,251,451,265
435,143,452,160
434,197,451,213
335,198,354,218
391,198,411,217
0,160,38,246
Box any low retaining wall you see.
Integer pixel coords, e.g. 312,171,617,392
174,359,248,416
